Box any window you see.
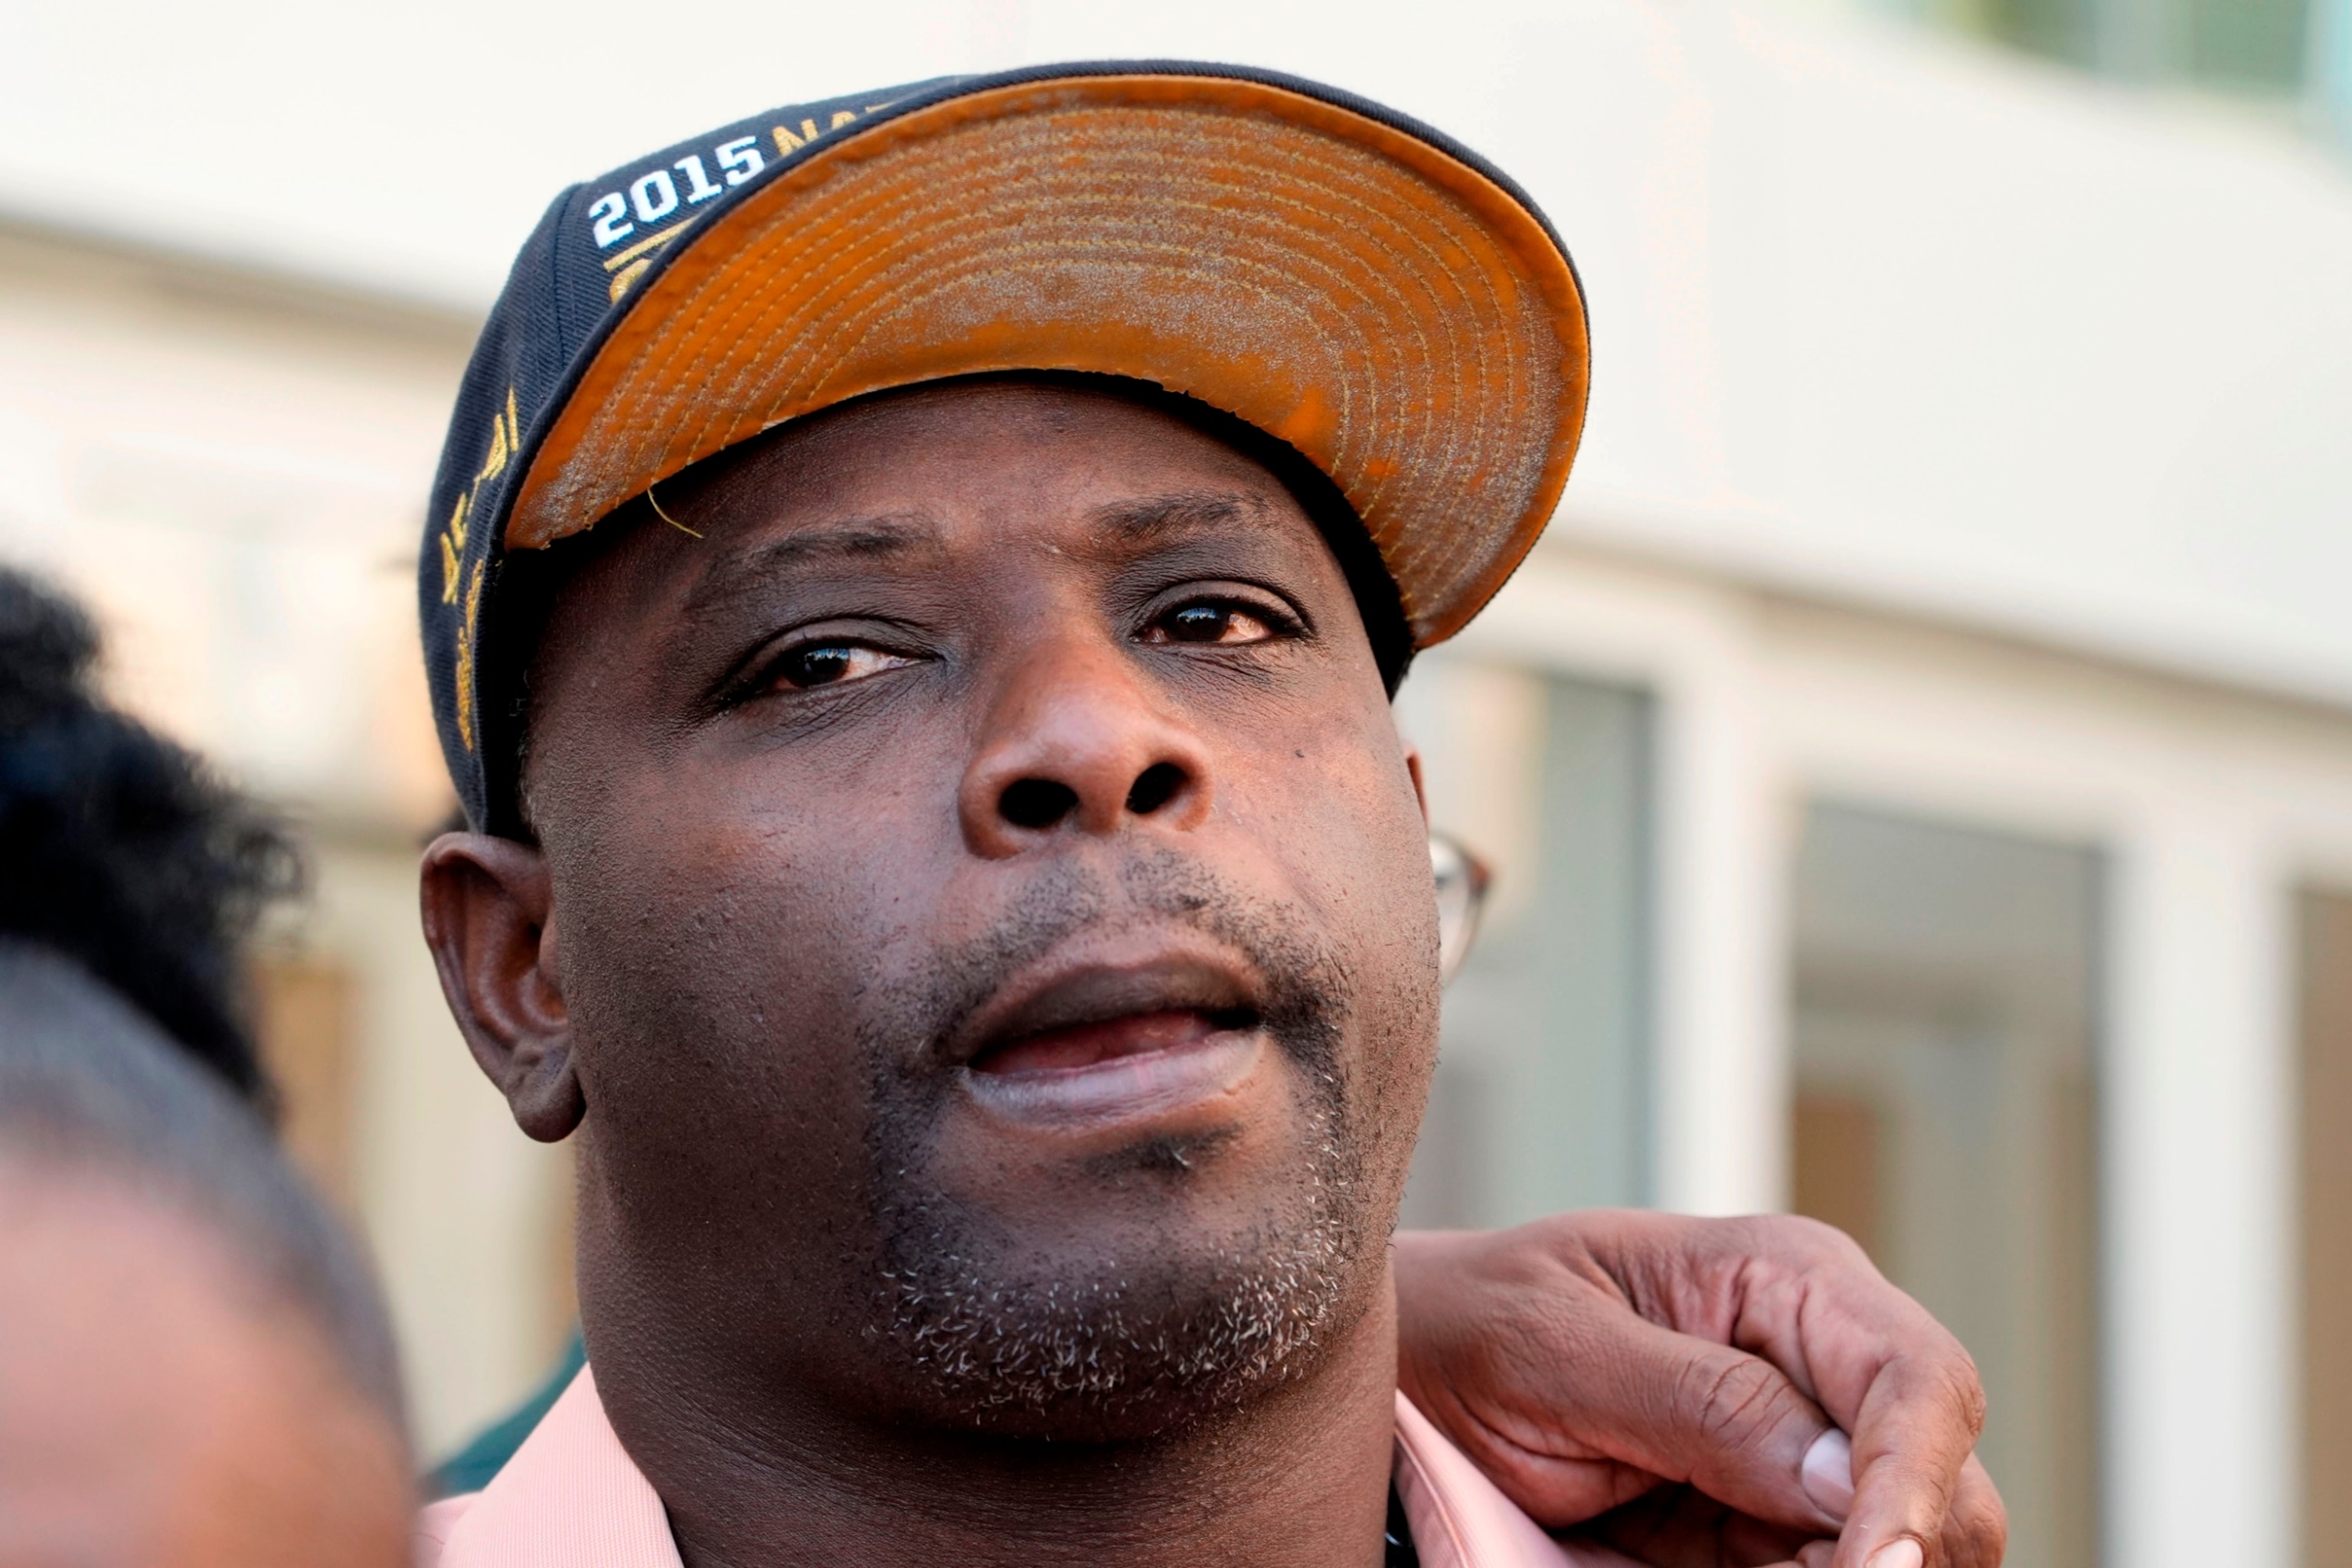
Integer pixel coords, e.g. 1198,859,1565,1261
1396,662,1653,1227
1790,805,2102,1568
2184,0,2313,87
1892,0,2316,93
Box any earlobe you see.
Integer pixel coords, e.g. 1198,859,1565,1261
418,831,586,1143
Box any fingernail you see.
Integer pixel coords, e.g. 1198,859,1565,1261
1866,1541,1924,1568
1800,1427,1855,1521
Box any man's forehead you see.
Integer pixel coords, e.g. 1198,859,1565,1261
658,493,1325,650
701,381,1285,508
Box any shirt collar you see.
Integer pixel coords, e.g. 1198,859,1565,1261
419,1366,1632,1568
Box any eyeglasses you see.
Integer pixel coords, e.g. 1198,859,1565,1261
1430,831,1494,988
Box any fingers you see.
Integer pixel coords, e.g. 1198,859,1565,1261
1633,1326,1851,1532
1508,1304,1853,1534
1393,1228,1690,1524
1596,1214,1997,1568
1824,1331,1994,1568
1394,1224,1844,1529
1393,1214,2007,1567
1930,1459,2005,1568
1572,1481,1820,1568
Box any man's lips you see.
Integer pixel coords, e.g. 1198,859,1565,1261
941,951,1272,1126
941,952,1263,1072
969,1007,1250,1075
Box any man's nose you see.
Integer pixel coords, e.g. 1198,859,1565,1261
958,636,1214,858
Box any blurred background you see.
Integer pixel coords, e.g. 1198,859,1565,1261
2,0,2347,1563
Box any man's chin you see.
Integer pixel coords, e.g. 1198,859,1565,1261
871,1214,1377,1441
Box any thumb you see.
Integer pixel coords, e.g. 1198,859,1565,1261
1799,1428,1857,1521
1544,1313,1853,1534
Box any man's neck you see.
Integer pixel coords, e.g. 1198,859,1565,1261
598,1283,1405,1568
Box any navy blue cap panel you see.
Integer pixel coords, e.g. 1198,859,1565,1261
547,79,959,320
420,80,961,830
418,191,558,835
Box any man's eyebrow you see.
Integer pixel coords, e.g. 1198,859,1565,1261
1086,492,1259,542
683,515,939,615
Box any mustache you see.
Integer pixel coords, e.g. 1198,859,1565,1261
860,845,1347,1082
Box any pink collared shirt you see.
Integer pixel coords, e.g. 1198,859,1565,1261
418,1368,1638,1568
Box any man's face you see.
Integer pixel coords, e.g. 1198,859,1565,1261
517,381,1441,1439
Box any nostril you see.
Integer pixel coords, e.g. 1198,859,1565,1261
1125,762,1187,816
999,777,1080,831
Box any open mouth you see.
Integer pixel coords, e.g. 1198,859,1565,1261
969,1005,1262,1076
942,952,1276,1125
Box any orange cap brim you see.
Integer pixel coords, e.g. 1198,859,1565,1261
506,73,1589,646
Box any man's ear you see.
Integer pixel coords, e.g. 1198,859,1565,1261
1403,743,1432,830
419,831,585,1142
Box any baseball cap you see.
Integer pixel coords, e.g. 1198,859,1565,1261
421,61,1590,834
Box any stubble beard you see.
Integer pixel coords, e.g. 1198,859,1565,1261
856,850,1388,1436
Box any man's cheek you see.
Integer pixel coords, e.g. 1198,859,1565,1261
1247,746,1427,939
564,844,873,1140
1251,725,1440,1157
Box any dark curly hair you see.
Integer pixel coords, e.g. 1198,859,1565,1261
0,569,298,1106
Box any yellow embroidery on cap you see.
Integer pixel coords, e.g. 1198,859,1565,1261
773,109,857,158
438,386,518,749
599,220,688,273
608,259,651,302
476,411,508,485
438,488,470,603
599,220,688,303
452,557,488,753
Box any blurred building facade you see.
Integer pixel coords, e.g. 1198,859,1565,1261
1,4,2347,1566
0,218,574,1457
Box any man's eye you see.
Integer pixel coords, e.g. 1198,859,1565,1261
769,643,914,691
1146,603,1276,646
